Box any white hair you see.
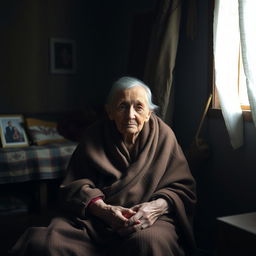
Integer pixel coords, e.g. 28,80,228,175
107,76,158,111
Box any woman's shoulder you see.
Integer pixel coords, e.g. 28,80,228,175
152,113,176,138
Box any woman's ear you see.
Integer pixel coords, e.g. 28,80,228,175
105,104,113,120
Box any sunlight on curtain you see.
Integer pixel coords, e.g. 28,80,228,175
239,0,256,126
239,54,249,106
213,0,243,148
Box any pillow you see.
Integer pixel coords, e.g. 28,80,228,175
26,118,66,145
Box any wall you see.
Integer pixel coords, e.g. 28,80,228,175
78,0,157,106
0,0,156,113
173,0,256,252
1,0,85,113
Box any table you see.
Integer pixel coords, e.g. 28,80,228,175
0,142,77,212
217,212,256,255
0,142,77,184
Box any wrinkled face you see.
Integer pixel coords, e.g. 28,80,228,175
107,86,152,138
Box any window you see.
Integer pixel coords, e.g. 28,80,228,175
238,49,250,109
212,0,256,148
212,1,250,111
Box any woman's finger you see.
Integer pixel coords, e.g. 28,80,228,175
141,223,148,229
132,210,144,221
122,209,136,218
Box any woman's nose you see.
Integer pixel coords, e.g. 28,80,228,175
127,106,136,118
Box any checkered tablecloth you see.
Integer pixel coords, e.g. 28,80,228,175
0,142,77,184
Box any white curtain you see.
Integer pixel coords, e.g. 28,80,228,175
239,0,256,126
213,0,256,149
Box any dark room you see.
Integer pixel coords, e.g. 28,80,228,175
1,0,256,256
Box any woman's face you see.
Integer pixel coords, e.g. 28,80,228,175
107,86,152,139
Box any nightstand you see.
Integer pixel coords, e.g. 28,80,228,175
217,212,256,256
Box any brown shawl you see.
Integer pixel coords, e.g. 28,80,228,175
60,113,197,252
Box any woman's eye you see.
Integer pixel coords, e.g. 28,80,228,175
136,105,144,112
117,104,126,111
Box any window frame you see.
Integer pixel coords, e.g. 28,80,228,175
208,0,252,122
209,0,252,121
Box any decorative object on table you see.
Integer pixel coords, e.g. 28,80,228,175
0,115,29,148
49,38,76,74
26,118,66,145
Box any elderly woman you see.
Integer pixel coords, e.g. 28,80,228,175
11,77,196,256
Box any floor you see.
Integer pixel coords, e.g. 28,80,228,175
0,211,56,256
0,181,60,256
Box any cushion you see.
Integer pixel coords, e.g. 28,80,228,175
26,118,66,145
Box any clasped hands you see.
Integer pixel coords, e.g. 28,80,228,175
88,198,169,236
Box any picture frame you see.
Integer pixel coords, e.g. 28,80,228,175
49,38,76,74
0,115,29,148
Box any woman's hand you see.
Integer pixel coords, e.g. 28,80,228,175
88,199,138,231
117,198,169,236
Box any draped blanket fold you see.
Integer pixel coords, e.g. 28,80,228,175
60,114,196,251
10,114,196,256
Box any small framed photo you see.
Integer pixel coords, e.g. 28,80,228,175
0,115,29,148
49,38,76,74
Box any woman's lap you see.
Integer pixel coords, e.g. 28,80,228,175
10,217,185,256
108,219,185,256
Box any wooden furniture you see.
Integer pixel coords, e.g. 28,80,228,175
0,142,77,256
216,212,256,256
0,141,77,213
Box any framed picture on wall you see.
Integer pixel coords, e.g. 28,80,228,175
0,115,29,148
49,38,76,74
